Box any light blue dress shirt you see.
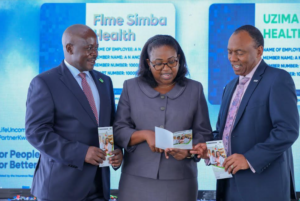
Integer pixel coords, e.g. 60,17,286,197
64,60,100,122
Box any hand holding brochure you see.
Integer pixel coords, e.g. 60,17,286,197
98,127,114,167
206,140,232,179
155,127,193,149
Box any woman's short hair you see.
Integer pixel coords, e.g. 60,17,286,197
138,35,189,87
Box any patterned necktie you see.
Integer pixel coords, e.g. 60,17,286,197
79,73,99,125
222,77,250,155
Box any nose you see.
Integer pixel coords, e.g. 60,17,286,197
228,52,238,62
89,48,98,56
161,63,172,71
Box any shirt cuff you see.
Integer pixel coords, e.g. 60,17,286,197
204,158,210,166
247,160,256,173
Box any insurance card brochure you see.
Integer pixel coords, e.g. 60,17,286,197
206,140,232,179
155,127,193,149
98,126,114,167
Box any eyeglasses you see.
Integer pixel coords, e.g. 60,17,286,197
149,57,178,71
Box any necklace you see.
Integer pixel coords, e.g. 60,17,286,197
157,82,176,88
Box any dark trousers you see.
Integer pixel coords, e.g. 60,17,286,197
224,177,243,201
38,168,107,201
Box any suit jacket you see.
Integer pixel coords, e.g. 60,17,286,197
25,61,115,201
215,60,299,201
114,78,212,180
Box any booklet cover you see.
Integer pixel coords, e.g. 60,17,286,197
98,127,114,167
206,140,232,179
155,127,193,149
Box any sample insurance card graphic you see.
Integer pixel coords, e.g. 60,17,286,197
40,3,175,103
209,4,300,104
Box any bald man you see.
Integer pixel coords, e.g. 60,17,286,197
25,24,123,201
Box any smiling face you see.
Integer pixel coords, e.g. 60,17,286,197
227,31,263,76
147,45,179,86
65,27,98,72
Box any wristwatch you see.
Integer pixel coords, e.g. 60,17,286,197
186,153,195,159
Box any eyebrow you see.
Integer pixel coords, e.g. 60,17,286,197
153,56,176,60
227,49,245,52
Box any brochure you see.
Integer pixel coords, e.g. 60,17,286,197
98,126,114,167
206,140,232,179
155,127,193,149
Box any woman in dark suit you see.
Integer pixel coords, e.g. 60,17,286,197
114,35,212,201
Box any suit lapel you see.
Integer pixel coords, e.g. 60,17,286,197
90,71,110,127
58,62,98,125
232,60,267,131
219,78,238,138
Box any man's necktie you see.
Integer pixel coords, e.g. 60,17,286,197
222,77,250,155
79,72,99,125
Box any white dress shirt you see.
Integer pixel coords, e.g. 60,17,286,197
64,60,100,119
228,59,262,173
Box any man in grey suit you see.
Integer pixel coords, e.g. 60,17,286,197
25,24,122,201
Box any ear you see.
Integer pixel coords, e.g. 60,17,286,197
257,45,263,58
66,43,73,55
177,54,181,67
146,59,151,69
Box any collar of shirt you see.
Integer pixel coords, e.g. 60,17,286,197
64,59,92,79
239,59,262,83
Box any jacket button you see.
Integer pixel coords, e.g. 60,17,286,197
161,95,165,99
160,107,165,111
160,125,164,128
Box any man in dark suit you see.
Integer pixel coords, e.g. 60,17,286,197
191,25,299,201
25,24,123,201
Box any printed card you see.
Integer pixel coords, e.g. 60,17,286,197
155,127,193,149
98,127,114,167
206,140,232,179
